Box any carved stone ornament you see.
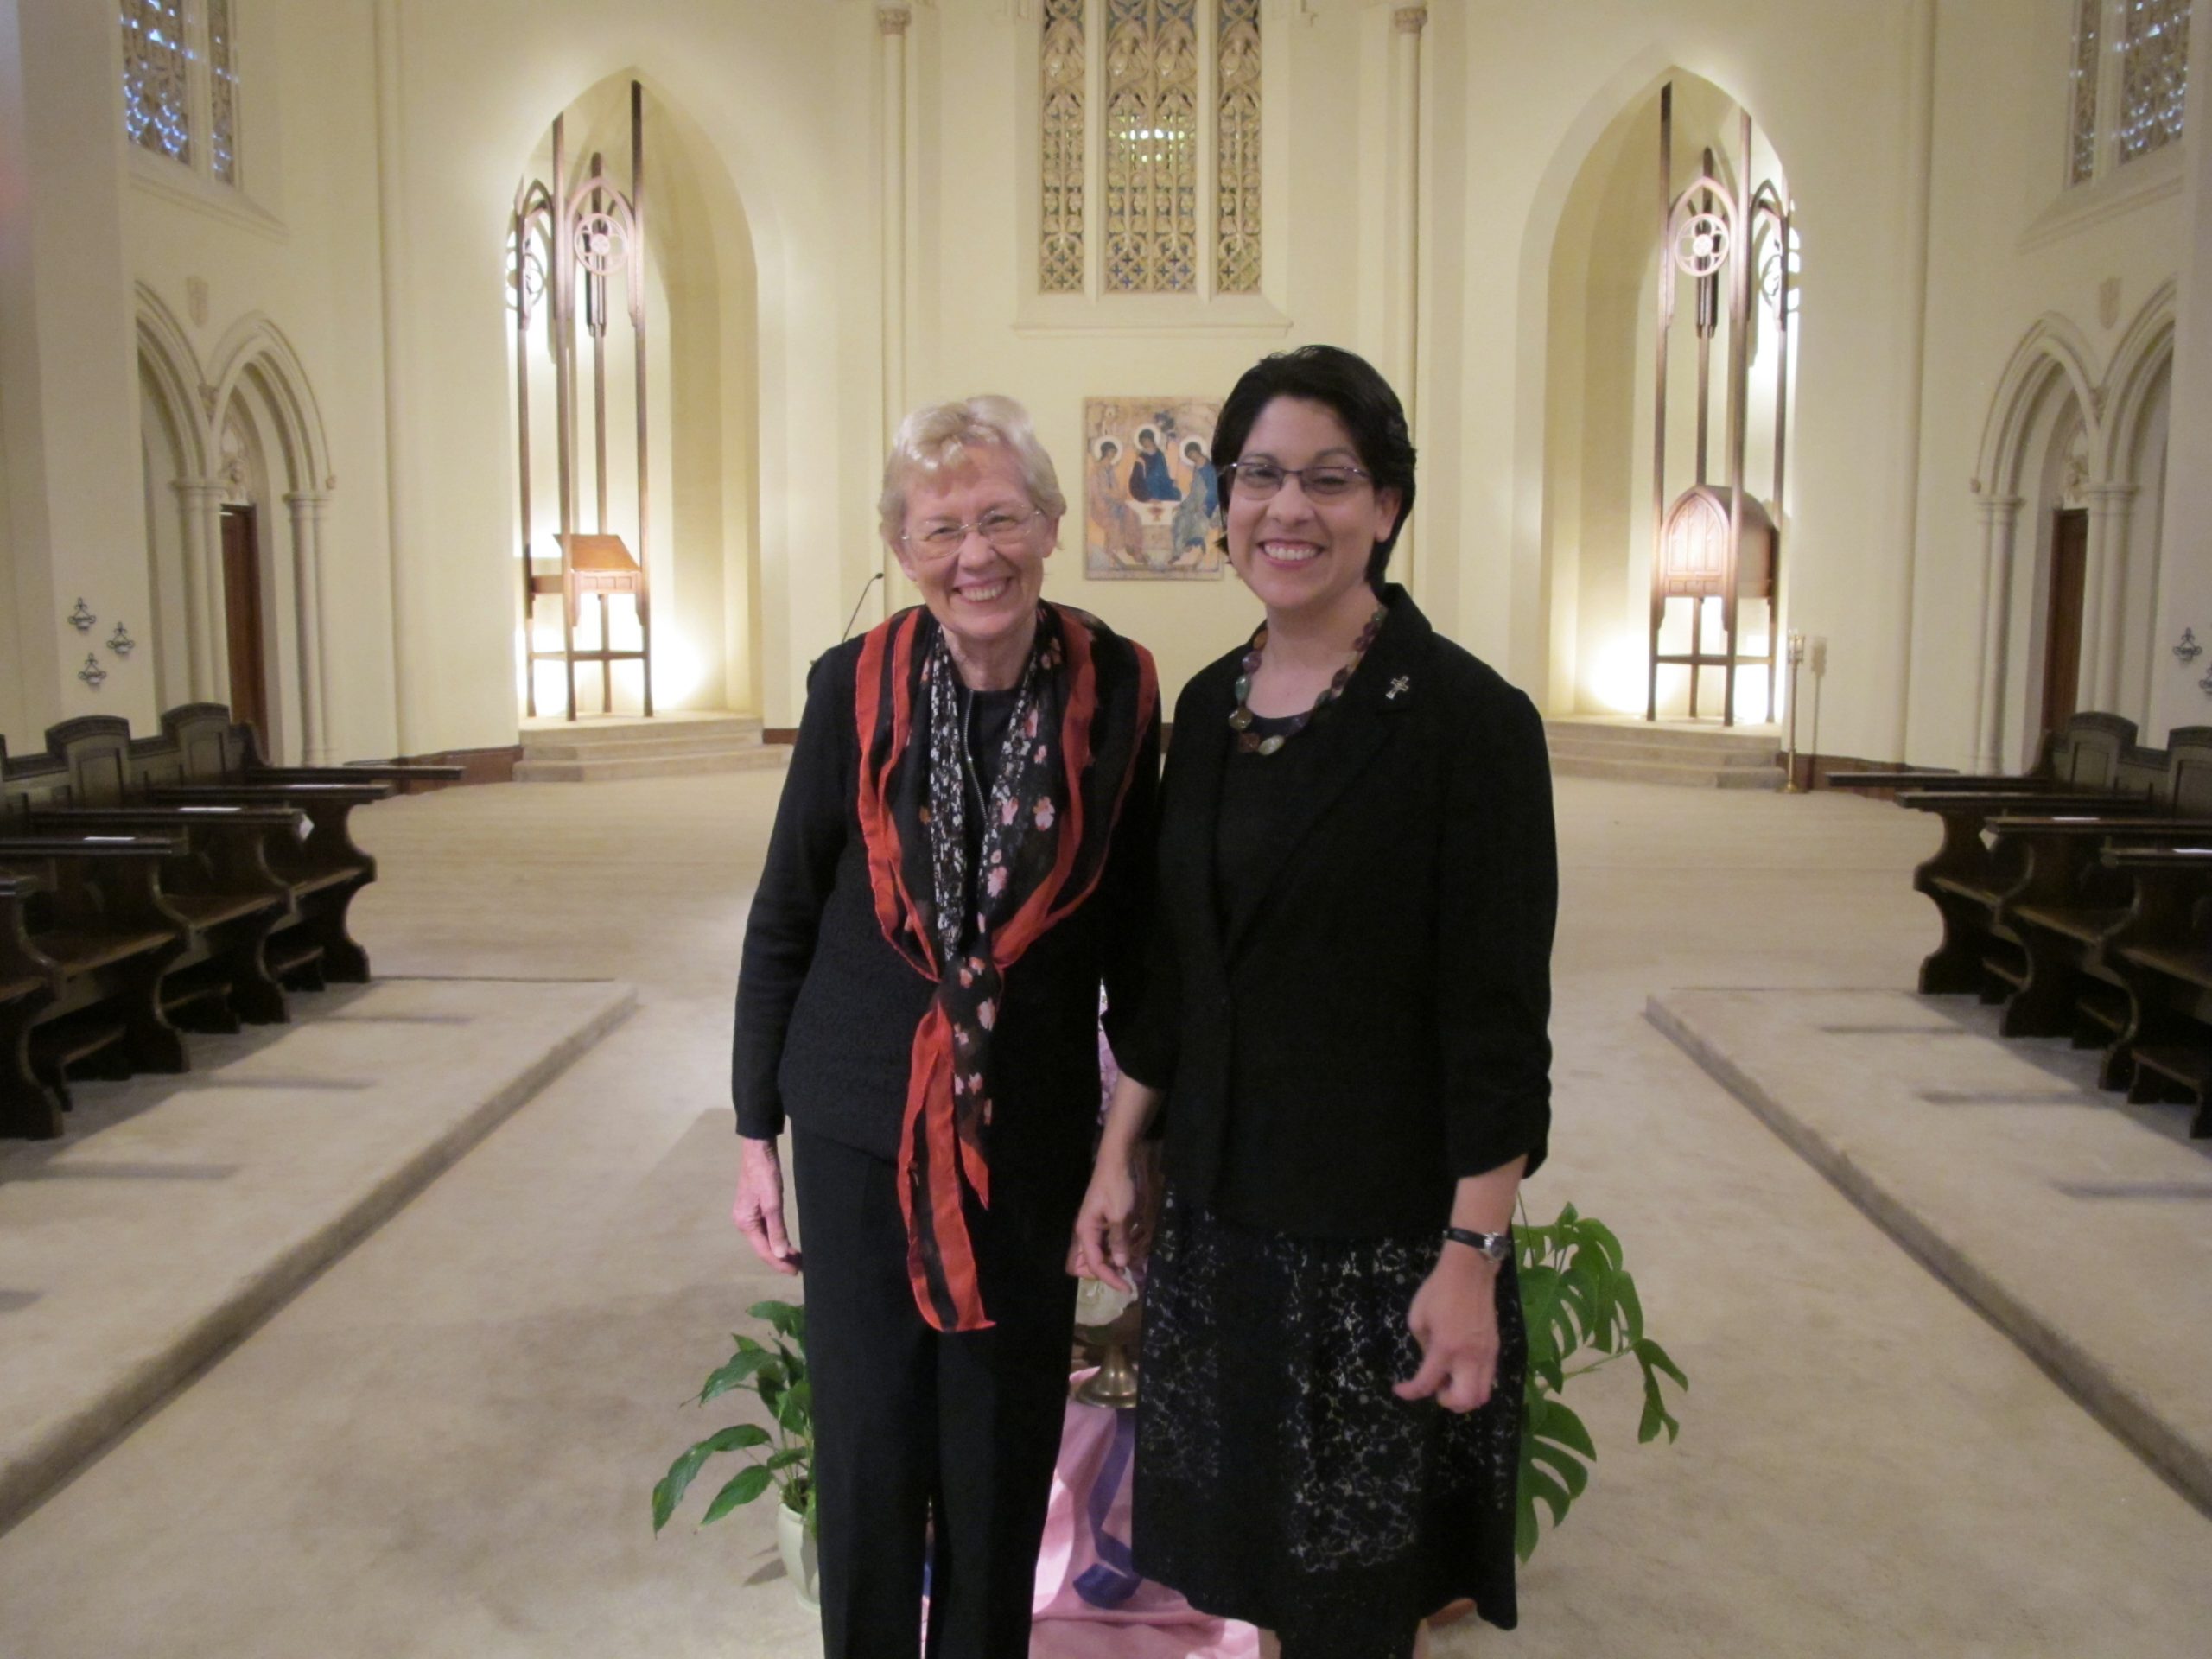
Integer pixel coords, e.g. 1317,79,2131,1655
1673,211,1731,277
878,4,912,34
1395,6,1429,33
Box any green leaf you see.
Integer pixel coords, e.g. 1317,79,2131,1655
750,1300,806,1343
733,1334,765,1354
1531,1395,1596,1459
1527,1434,1591,1501
762,1447,809,1472
697,1349,772,1404
776,1376,813,1436
1634,1337,1688,1390
1613,1268,1647,1346
1518,1264,1565,1370
651,1424,769,1530
1522,1458,1570,1527
700,1464,776,1524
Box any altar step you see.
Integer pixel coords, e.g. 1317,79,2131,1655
1544,718,1785,791
515,713,789,784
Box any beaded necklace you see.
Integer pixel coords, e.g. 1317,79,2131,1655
1228,603,1389,755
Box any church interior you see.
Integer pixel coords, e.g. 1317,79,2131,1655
3,1,2211,1653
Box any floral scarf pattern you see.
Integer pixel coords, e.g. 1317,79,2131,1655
855,604,1157,1332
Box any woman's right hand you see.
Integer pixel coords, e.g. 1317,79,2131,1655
733,1135,802,1275
1070,1143,1142,1292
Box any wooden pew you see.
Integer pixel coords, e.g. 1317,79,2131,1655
1828,710,2144,797
156,703,462,791
1978,728,2212,1041
4,732,311,1026
2094,844,2212,1135
18,716,392,988
1894,765,2163,998
0,834,188,1138
0,875,60,1138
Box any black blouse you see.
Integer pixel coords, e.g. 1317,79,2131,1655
1115,588,1554,1237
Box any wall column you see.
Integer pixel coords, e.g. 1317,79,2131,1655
2082,482,2139,714
175,480,228,702
1974,493,2023,773
0,0,155,730
285,492,331,762
1389,4,1426,580
2149,0,2212,739
877,3,911,624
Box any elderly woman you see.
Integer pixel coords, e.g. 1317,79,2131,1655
1076,346,1555,1657
731,396,1158,1659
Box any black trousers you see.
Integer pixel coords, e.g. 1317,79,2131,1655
793,1128,1083,1659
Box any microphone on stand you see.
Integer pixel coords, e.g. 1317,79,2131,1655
841,572,887,644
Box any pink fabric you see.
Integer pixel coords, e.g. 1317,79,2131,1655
1029,1376,1259,1659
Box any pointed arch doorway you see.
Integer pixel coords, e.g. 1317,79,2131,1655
219,503,270,740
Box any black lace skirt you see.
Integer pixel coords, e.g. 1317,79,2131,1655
1131,1188,1524,1659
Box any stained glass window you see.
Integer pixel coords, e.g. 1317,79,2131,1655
122,0,193,166
1104,0,1198,293
1216,0,1262,294
2069,0,2101,186
1041,0,1086,293
209,0,238,184
1039,0,1260,297
2117,0,2190,165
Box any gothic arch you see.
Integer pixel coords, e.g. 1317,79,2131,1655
2100,279,2177,483
206,315,334,494
1974,315,2101,499
135,285,213,478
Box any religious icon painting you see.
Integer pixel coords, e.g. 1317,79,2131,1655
1081,397,1225,580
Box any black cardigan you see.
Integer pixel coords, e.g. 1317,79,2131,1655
1114,588,1554,1236
731,634,1160,1179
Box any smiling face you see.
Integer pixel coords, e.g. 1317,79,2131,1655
889,443,1058,661
1225,397,1402,630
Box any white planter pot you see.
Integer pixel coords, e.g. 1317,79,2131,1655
776,1498,820,1610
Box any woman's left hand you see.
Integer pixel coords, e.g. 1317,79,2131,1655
1393,1250,1502,1413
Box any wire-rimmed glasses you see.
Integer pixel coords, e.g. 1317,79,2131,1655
901,507,1045,562
1222,461,1374,500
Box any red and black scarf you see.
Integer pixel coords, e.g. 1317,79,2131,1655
855,604,1157,1332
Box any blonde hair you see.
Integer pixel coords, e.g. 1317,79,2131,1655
878,396,1066,539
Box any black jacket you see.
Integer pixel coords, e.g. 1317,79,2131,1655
1114,588,1554,1236
731,634,1160,1180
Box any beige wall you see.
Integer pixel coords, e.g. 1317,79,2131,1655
2,0,2203,772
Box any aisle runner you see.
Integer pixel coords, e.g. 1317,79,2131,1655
1029,1379,1258,1659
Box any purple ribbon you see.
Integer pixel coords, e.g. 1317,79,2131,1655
1072,1408,1142,1608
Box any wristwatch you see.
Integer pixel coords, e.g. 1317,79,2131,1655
1443,1226,1512,1265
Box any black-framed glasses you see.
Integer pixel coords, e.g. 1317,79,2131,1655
1223,461,1374,501
901,507,1045,560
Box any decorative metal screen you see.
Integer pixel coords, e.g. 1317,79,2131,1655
1041,0,1086,293
2069,0,2102,184
209,0,238,184
1103,0,1198,293
1216,0,1261,293
2117,0,2190,164
122,0,192,165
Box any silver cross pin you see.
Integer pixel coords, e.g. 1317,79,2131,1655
1386,676,1411,700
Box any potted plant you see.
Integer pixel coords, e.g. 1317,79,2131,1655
1515,1201,1688,1560
652,1299,818,1607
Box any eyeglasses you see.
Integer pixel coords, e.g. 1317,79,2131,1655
1223,461,1374,501
901,507,1044,559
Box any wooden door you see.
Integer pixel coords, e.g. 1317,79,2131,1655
2039,507,2088,740
219,504,269,742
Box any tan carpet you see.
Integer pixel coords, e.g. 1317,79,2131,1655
0,773,2204,1656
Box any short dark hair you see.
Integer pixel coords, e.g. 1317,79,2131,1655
1211,345,1417,587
